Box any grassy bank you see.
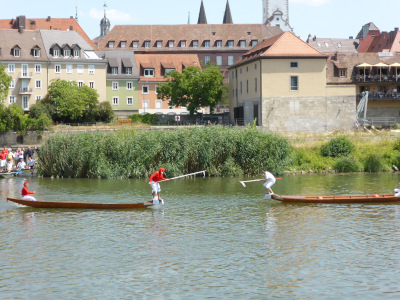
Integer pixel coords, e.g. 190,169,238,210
38,127,292,179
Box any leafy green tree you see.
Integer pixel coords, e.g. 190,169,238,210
0,103,29,133
44,79,99,121
0,63,12,104
157,63,225,115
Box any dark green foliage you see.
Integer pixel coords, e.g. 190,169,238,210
0,63,12,103
364,154,388,172
38,127,292,179
334,157,363,173
128,113,159,125
0,103,29,133
393,137,400,151
96,102,115,123
321,136,355,157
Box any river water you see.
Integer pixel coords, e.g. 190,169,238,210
1,173,400,299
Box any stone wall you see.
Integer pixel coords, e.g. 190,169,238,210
258,96,356,133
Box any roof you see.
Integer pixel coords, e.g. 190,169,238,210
40,30,102,62
134,53,200,82
198,0,207,24
0,16,97,49
223,0,233,24
232,31,327,68
95,24,283,51
307,37,359,53
95,50,139,79
0,29,47,62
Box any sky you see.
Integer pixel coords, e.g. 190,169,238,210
0,0,399,41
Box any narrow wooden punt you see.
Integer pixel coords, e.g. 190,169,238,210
271,194,400,204
6,198,158,209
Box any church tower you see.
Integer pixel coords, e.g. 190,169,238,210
95,2,110,40
263,0,293,32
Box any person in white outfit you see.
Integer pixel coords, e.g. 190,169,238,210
263,169,276,195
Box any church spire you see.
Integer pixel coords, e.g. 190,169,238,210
197,0,207,24
223,0,233,24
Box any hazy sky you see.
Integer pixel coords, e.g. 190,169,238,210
0,0,398,41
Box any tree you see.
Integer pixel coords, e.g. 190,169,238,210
157,63,225,115
0,63,12,104
44,79,99,122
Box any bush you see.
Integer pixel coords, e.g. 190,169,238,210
393,137,400,151
96,101,115,123
364,154,388,172
334,157,363,173
128,114,159,125
321,136,355,157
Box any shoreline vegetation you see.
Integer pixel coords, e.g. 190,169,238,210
37,126,400,179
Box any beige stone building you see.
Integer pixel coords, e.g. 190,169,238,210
229,31,356,133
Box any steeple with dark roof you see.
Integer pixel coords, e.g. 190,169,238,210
197,0,207,24
223,0,233,24
95,2,110,41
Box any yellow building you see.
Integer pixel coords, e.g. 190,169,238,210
229,31,356,133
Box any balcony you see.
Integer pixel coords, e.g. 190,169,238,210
356,92,400,101
352,74,400,84
18,72,33,79
19,87,33,94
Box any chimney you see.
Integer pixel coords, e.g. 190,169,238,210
395,27,399,32
18,15,26,33
349,36,353,39
46,16,51,22
70,25,73,31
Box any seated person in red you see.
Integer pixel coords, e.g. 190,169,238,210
22,182,36,201
149,168,166,202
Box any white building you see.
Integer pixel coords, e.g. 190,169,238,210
263,0,293,32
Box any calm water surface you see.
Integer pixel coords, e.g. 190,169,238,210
1,173,400,299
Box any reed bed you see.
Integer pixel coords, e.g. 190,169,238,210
38,127,292,179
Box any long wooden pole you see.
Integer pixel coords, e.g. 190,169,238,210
155,170,207,183
239,178,282,187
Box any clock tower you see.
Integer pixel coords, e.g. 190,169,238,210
263,0,293,32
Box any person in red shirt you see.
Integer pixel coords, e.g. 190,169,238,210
149,168,167,202
22,182,36,201
3,146,8,155
0,150,6,172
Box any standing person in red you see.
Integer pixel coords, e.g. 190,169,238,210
149,168,166,202
22,182,36,201
0,150,6,172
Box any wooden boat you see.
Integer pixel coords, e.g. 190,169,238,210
271,194,400,204
6,197,162,209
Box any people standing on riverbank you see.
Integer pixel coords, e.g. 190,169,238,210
16,158,26,172
263,169,276,195
0,150,6,172
22,182,36,201
24,147,34,162
149,168,166,202
6,159,14,173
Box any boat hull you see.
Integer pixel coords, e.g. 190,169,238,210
6,198,158,209
271,194,400,204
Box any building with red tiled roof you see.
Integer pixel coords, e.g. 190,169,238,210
0,15,97,49
357,23,400,53
228,31,356,133
135,54,201,114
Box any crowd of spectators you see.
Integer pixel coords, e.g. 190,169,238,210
0,146,38,173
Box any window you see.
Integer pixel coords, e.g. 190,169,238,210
53,49,60,57
8,64,15,73
337,43,342,48
155,85,159,94
78,81,84,87
121,41,126,48
142,85,149,94
89,81,95,89
205,56,210,64
74,49,80,57
216,56,222,66
228,40,234,48
55,65,61,74
111,67,118,75
290,76,299,91
231,71,234,80
88,65,95,75
14,48,20,57
35,64,41,73
132,41,138,48
127,97,133,105
35,95,42,101
339,69,347,77
204,40,210,48
112,96,119,106
181,41,186,48
22,64,29,77
33,49,40,57
143,100,149,109
216,40,222,48
112,82,119,90
108,41,114,48
66,65,73,74
155,100,162,109
144,68,154,77
9,95,16,104
240,82,242,94
144,41,151,48
9,79,15,88
77,65,84,74
165,68,175,74
246,80,248,93
251,40,258,47
125,67,132,75
126,81,133,90
246,66,248,73
290,62,298,69
64,49,70,57
22,96,29,110
255,63,257,70
255,78,257,92
169,41,174,48
239,40,246,48
193,40,198,48
35,80,41,89
157,41,162,48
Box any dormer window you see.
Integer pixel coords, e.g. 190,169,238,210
144,41,151,49
64,49,70,57
111,67,118,75
168,41,174,48
108,41,114,48
204,40,210,48
120,41,126,48
13,46,21,57
239,40,246,48
74,49,80,57
132,41,138,48
216,40,222,48
192,40,198,48
125,67,132,75
53,49,60,57
251,40,258,47
164,68,175,75
228,40,234,48
156,41,162,48
144,68,154,77
180,41,186,48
